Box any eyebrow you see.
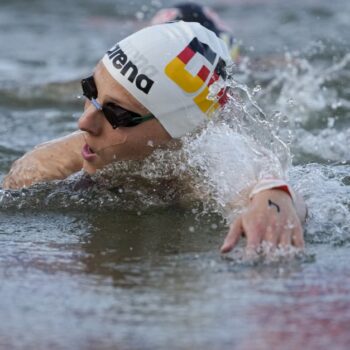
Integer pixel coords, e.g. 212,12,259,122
104,95,123,105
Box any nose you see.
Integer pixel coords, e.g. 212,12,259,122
78,102,103,136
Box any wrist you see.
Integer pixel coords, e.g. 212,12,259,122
249,179,296,203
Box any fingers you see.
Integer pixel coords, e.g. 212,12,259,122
246,227,262,251
220,216,243,253
2,175,17,190
221,203,305,254
1,176,10,189
291,224,305,248
278,228,292,247
264,224,278,246
245,220,304,252
277,220,304,248
2,172,26,190
220,220,304,254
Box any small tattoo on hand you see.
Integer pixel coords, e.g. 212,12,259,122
268,199,280,213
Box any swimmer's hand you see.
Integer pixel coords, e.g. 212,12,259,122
2,132,85,189
220,189,304,253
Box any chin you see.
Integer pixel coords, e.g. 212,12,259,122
82,161,99,174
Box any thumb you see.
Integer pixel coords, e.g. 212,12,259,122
220,216,243,253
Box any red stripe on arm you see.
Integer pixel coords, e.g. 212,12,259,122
272,185,293,198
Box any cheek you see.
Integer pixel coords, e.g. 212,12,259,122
99,134,155,161
98,146,120,164
95,129,128,161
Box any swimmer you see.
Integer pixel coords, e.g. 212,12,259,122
2,21,306,253
150,2,240,63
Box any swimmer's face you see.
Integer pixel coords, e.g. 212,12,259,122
78,62,171,174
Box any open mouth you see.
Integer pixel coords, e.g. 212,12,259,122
82,143,97,161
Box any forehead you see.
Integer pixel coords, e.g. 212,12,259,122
93,61,146,111
93,62,124,96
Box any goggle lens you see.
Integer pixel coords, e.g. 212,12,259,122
80,76,154,129
81,76,98,100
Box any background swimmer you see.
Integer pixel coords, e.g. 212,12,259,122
150,2,240,63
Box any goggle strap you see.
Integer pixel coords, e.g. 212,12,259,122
91,98,103,111
131,114,155,123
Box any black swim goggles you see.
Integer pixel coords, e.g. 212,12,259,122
81,76,154,128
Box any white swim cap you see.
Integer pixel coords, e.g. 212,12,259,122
102,21,231,138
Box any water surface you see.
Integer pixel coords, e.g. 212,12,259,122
0,0,350,349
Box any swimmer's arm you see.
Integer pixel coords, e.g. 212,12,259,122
2,131,85,189
221,188,306,253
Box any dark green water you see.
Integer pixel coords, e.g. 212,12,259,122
0,0,350,349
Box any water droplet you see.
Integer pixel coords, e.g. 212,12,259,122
151,0,162,7
252,85,261,95
135,11,144,20
327,117,335,128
